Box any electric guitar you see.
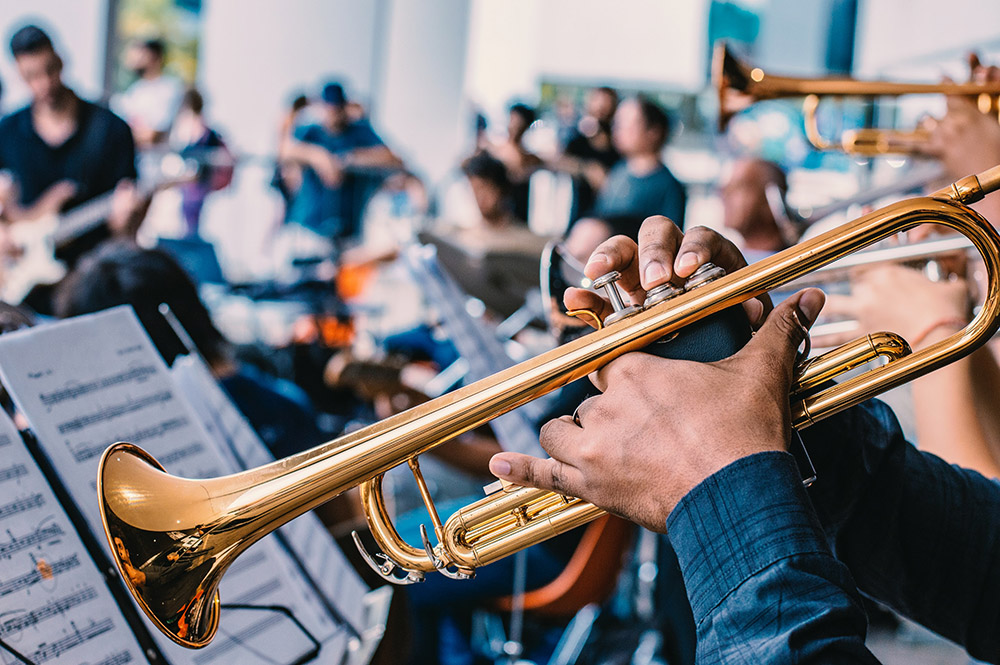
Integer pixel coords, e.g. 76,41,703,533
1,172,192,304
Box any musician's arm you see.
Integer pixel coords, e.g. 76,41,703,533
804,399,1000,661
667,451,879,664
342,144,404,172
1,180,76,222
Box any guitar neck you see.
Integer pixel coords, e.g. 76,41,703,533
51,179,166,248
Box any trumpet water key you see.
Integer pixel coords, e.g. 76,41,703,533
99,166,1000,648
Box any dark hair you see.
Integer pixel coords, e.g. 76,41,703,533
291,94,309,113
10,25,54,58
633,95,671,149
55,241,228,367
181,88,204,114
509,103,537,127
595,86,618,104
461,151,511,193
755,159,788,193
140,37,166,60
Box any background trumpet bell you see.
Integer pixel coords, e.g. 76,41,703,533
713,41,1000,155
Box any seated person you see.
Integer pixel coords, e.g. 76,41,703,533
721,157,798,262
489,218,1000,663
556,86,621,221
54,241,323,459
593,96,686,227
279,82,403,241
485,103,544,222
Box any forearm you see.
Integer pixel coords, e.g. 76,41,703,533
668,452,879,664
972,342,1000,462
912,352,1000,477
346,146,403,171
803,399,1000,661
279,138,324,169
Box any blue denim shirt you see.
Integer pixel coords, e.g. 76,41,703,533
666,399,1000,663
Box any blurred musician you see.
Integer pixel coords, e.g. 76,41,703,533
113,37,184,149
0,25,137,228
279,81,403,242
555,86,621,221
594,95,686,228
485,102,544,222
0,25,140,313
720,157,795,262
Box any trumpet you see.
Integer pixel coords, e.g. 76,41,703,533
99,166,1000,648
714,41,1000,156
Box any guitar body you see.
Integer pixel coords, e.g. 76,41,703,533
2,215,66,304
0,169,194,305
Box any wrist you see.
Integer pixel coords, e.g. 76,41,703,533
910,316,968,349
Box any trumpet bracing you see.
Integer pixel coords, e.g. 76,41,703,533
714,42,1000,156
99,166,1000,648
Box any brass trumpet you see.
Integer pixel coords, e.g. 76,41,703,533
713,41,1000,156
99,166,1000,648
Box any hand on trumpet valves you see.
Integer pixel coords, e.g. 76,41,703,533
488,288,826,532
822,265,972,350
563,216,771,328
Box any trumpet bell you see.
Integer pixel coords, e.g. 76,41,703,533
99,443,224,648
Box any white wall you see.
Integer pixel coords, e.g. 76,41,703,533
199,0,381,156
0,0,108,111
754,0,828,75
534,0,708,90
855,0,1000,76
464,0,709,128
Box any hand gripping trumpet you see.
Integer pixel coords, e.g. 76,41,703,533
99,166,1000,648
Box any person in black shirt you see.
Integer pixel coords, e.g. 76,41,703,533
0,25,136,229
485,103,543,223
557,86,621,221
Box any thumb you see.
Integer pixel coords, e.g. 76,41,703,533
740,288,826,379
489,453,582,497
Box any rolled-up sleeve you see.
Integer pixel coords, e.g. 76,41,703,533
667,451,880,664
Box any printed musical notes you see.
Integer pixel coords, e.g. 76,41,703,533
0,409,147,665
0,308,348,665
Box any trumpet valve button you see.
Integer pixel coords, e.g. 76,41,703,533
684,262,726,289
592,270,641,325
643,282,685,308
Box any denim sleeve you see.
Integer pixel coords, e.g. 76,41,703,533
802,399,1000,662
667,451,880,664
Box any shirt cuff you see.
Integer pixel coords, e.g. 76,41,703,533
666,451,832,624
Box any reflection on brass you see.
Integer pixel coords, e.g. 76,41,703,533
99,165,1000,648
714,42,1000,156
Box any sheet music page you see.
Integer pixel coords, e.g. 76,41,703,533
170,355,369,632
0,408,150,665
0,308,347,665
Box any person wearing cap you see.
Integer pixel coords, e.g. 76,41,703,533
279,82,403,241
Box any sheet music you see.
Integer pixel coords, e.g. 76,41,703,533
170,354,369,632
0,409,149,665
0,308,347,665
